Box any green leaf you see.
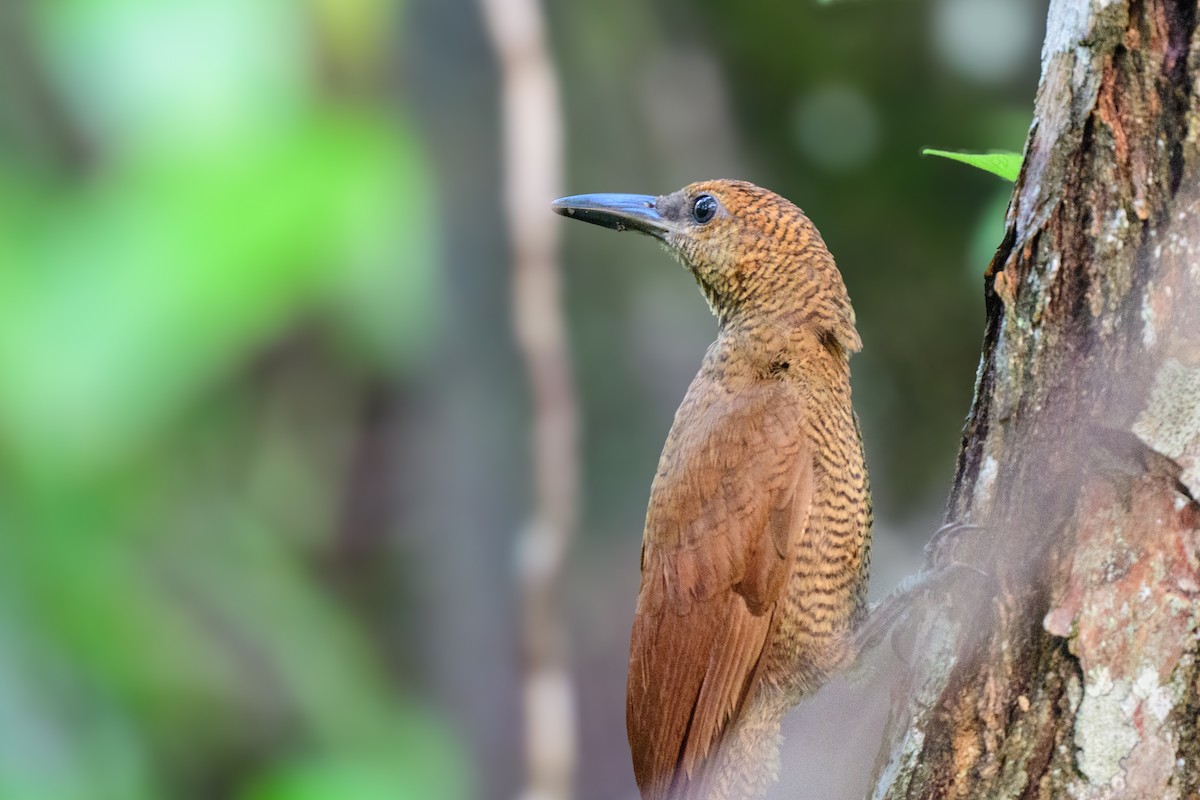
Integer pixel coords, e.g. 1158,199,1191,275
921,149,1022,182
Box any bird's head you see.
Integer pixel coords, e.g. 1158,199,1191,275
552,179,860,353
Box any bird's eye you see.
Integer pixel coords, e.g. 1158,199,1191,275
692,194,718,225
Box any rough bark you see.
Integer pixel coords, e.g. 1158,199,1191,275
868,1,1200,797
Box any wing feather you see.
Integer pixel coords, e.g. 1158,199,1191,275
627,380,812,799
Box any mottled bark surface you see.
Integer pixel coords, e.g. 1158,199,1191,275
869,1,1200,797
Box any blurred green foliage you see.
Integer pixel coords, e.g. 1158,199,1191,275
0,1,463,798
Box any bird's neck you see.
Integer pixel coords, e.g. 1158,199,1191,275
714,316,852,386
715,291,861,357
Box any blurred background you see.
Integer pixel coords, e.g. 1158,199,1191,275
0,0,1045,798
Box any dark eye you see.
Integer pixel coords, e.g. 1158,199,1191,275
692,194,718,225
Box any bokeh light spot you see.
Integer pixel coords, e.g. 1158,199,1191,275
932,0,1038,84
791,83,880,172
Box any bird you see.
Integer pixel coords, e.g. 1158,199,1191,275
552,180,872,800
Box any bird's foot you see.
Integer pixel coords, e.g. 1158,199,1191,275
924,520,989,570
848,521,991,672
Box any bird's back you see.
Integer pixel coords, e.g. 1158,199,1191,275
765,332,871,695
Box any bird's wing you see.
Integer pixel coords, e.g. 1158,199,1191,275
627,381,813,799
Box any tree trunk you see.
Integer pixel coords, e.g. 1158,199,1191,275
868,1,1200,797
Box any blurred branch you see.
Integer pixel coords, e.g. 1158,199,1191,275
476,1,579,800
0,1,95,174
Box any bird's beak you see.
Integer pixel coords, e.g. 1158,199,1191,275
551,193,671,240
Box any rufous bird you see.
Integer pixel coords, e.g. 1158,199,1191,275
553,180,872,800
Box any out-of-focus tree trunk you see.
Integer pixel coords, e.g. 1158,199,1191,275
477,1,579,799
869,1,1200,797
